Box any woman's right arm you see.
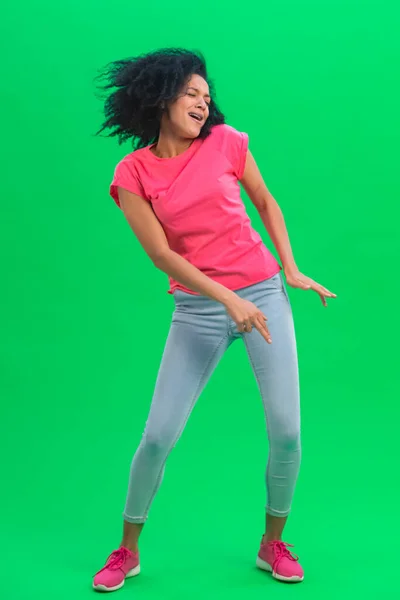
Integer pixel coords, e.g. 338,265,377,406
118,187,236,303
118,187,272,343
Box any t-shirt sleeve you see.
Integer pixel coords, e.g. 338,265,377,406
219,124,249,180
109,157,146,207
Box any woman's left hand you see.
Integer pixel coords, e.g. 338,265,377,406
284,267,337,307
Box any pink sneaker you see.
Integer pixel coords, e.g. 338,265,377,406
93,546,140,592
256,539,304,582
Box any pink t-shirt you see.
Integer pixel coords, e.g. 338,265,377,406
110,124,281,295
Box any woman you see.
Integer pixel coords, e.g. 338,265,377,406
93,48,336,592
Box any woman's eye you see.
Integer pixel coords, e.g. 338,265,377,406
187,92,211,106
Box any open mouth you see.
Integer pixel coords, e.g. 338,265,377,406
188,112,203,124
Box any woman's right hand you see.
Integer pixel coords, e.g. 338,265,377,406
224,295,272,344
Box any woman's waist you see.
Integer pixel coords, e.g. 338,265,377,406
169,251,281,296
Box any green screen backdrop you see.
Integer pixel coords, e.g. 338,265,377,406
1,1,399,599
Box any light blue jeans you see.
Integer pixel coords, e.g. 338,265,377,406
123,272,301,523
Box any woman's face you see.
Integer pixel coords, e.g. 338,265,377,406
162,74,211,139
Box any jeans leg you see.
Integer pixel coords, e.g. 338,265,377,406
123,304,232,523
241,276,301,517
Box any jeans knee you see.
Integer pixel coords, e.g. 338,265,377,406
272,428,301,453
141,430,174,457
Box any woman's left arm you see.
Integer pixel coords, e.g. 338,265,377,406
240,150,336,306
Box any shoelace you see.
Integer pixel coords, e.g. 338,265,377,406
266,540,299,571
94,547,131,576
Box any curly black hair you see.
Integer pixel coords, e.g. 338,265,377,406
94,48,225,150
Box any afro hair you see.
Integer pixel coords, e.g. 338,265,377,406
95,48,225,150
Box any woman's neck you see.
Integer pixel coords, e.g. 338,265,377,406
151,131,194,158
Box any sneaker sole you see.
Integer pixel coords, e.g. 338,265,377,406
256,556,304,583
93,565,141,592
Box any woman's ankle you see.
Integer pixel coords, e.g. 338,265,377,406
121,541,139,553
262,534,282,544
121,521,144,553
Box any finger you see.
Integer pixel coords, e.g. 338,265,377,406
242,320,252,333
255,311,268,321
255,317,272,344
310,282,331,297
322,288,337,298
254,314,271,341
320,289,335,300
314,282,337,297
320,294,327,307
255,315,265,332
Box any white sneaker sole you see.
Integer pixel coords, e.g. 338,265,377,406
93,564,141,592
256,556,304,583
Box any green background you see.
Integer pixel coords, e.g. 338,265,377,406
1,1,399,598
